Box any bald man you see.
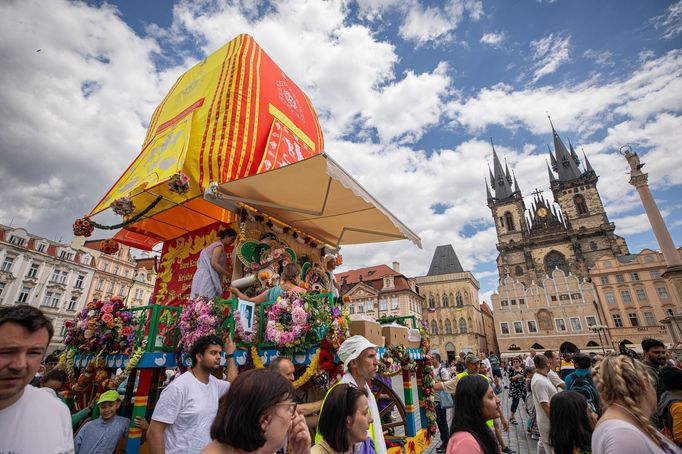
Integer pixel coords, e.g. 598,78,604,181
269,357,323,428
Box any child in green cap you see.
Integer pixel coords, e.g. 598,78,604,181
74,390,148,454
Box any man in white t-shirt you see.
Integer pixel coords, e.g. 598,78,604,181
531,354,558,454
148,334,237,454
0,305,74,453
524,348,536,369
543,350,566,391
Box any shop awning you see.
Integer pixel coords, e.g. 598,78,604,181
204,153,421,248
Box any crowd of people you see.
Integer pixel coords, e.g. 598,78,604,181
432,343,682,454
2,302,682,454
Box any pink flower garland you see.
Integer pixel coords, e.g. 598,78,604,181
179,297,220,352
264,296,311,348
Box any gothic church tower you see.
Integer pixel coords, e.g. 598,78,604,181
486,121,628,286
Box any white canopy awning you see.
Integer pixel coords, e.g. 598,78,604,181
204,153,421,248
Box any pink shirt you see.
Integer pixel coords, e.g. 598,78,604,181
447,432,485,454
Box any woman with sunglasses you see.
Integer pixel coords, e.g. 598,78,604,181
313,384,373,454
203,369,310,454
507,357,526,426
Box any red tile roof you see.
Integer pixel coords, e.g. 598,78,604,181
335,264,398,285
135,257,157,271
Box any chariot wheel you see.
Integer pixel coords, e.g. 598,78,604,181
371,377,408,438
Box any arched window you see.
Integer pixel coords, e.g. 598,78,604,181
455,292,464,308
445,319,452,334
429,295,435,308
504,211,515,231
515,265,523,276
442,294,449,307
459,318,467,333
431,320,438,335
544,250,568,277
574,195,589,215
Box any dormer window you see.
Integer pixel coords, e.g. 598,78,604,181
9,235,26,247
383,275,394,289
36,242,47,253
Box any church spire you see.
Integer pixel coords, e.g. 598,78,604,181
512,170,522,195
568,138,581,167
582,148,594,173
490,138,514,200
546,160,557,182
485,177,493,202
548,116,581,181
504,159,513,185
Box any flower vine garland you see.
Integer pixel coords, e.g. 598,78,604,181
72,195,163,235
378,344,416,377
418,355,438,435
250,347,321,390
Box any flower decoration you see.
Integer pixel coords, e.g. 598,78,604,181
419,320,430,355
109,196,135,217
263,292,332,354
335,254,343,266
73,217,95,237
178,297,222,353
168,171,190,194
64,297,135,355
418,355,438,435
101,238,120,255
378,345,416,376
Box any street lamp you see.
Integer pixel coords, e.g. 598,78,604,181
589,325,609,354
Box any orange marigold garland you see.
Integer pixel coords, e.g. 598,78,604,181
101,239,120,254
73,218,95,237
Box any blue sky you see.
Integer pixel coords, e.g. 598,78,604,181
1,0,681,303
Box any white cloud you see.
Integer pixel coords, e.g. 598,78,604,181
0,0,172,238
583,49,615,67
613,210,671,236
480,32,505,47
398,0,483,45
363,62,451,143
529,33,571,83
650,0,682,40
446,50,682,135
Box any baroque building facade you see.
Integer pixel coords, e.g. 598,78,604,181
337,262,423,323
491,271,604,355
415,245,488,361
72,237,137,305
0,225,96,352
129,256,158,307
590,248,681,351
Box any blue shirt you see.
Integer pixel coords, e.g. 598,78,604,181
74,414,130,454
564,368,591,390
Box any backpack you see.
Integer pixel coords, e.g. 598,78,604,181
568,372,600,414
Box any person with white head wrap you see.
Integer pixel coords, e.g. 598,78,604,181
316,336,386,454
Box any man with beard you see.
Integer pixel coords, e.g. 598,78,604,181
642,338,668,403
148,334,237,453
0,305,73,453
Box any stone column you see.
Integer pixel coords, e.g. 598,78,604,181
628,172,682,267
624,148,682,351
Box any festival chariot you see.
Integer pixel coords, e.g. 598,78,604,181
63,34,436,454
